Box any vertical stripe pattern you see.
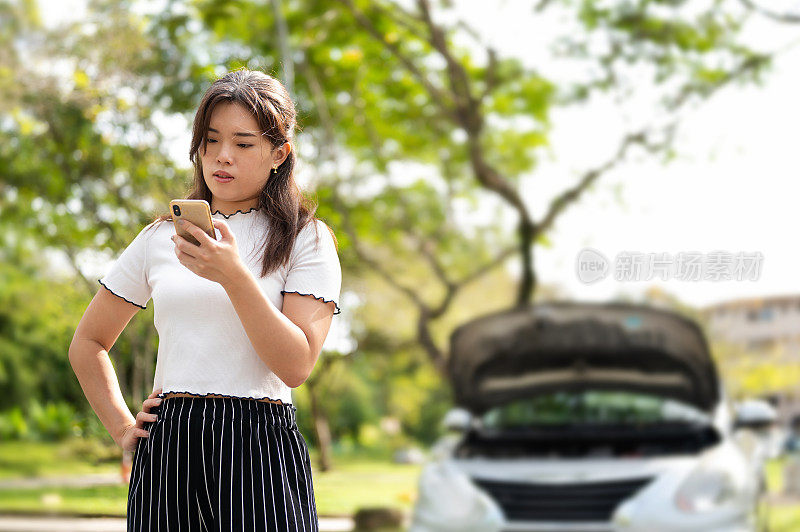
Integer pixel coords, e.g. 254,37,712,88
127,396,319,532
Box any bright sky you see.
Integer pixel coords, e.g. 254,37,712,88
40,0,800,314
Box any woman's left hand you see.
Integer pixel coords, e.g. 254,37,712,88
172,219,246,286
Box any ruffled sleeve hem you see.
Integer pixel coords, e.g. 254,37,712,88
281,290,341,315
98,279,147,309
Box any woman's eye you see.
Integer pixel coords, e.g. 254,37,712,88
204,138,250,148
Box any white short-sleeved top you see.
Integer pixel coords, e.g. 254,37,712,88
97,206,342,405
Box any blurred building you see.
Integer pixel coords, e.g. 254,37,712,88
702,294,800,422
702,294,800,355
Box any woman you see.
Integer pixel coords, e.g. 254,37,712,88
68,68,341,532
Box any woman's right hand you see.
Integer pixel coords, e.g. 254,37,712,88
116,388,162,452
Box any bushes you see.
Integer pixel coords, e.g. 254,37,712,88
0,399,106,442
61,435,121,465
0,407,29,440
29,402,79,440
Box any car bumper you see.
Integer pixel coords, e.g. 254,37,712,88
500,521,614,532
497,516,753,532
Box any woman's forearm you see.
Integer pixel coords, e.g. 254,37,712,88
68,338,136,446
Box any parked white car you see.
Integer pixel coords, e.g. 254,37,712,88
411,302,767,532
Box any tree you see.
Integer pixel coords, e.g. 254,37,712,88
2,0,796,461
156,0,782,377
0,0,187,407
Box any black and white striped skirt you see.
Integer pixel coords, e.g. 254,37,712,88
126,395,318,531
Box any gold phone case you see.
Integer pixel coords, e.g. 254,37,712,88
169,199,216,246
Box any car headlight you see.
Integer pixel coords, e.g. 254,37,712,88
674,464,738,513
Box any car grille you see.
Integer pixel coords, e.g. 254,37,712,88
472,475,654,522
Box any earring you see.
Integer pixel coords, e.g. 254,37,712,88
272,166,277,174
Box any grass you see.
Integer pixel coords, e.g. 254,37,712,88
770,506,800,530
0,440,118,479
310,454,420,516
0,485,129,516
766,456,783,493
0,464,419,518
764,456,800,530
0,439,420,518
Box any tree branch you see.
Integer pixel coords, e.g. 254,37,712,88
535,0,556,12
298,48,450,371
415,0,480,130
335,0,457,121
536,129,648,237
481,47,499,103
299,31,523,373
738,0,800,23
271,0,295,94
667,52,772,110
539,44,772,241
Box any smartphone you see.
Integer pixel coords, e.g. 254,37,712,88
169,199,216,246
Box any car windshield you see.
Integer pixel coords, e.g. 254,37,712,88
480,390,709,429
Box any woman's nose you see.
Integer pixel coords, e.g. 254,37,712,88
217,146,233,164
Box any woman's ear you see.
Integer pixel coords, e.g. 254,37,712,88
275,142,291,166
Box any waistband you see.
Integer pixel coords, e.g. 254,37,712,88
150,394,298,429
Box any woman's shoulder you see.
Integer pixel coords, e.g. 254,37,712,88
143,217,174,235
296,218,336,249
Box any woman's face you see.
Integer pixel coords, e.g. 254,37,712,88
200,101,288,213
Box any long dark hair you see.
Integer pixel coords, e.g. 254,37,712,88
148,68,336,277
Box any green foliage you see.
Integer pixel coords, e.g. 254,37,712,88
61,436,121,465
0,407,29,440
389,356,453,445
0,399,111,442
486,69,555,122
0,0,785,461
0,264,88,412
567,0,770,106
713,342,800,400
482,127,549,176
28,402,79,441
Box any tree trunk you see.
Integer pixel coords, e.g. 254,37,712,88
307,380,334,472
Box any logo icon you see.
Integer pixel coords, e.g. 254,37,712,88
576,248,610,284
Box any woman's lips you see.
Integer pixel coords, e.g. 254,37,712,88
214,174,234,183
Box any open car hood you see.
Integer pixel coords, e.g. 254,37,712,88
447,302,720,415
